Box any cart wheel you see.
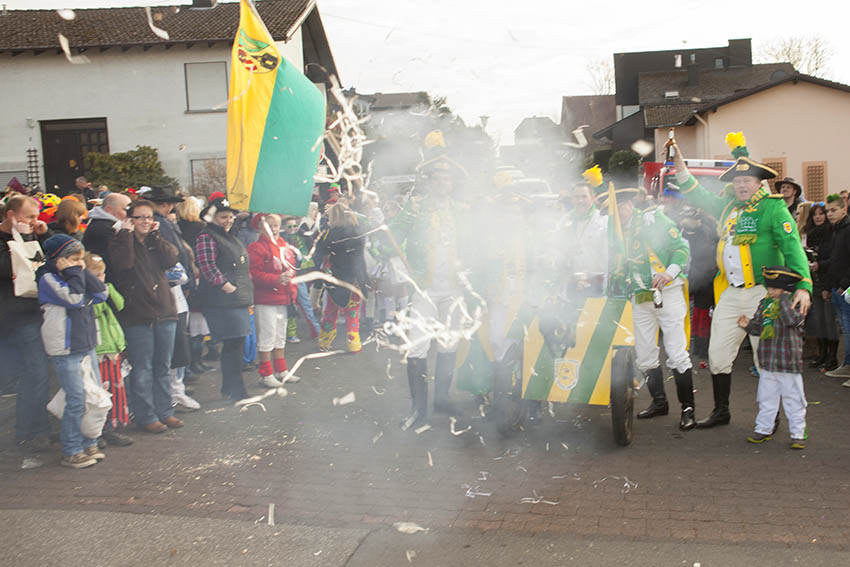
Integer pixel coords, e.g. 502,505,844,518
494,343,526,437
610,347,635,446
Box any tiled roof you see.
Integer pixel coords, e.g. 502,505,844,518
643,102,704,128
0,1,312,52
638,63,796,105
370,92,430,109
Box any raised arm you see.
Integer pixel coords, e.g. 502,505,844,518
671,142,728,219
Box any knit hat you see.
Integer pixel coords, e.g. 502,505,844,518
43,234,84,259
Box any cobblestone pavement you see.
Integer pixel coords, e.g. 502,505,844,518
1,339,849,551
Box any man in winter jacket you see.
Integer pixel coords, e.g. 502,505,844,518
82,192,130,280
820,194,850,380
0,195,54,451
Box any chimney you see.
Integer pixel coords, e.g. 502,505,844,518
687,64,699,87
727,38,752,67
191,0,217,8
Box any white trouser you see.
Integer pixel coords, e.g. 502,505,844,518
254,304,288,352
407,288,463,360
754,369,806,438
709,285,765,374
632,285,692,374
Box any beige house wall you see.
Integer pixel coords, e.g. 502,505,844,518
652,81,850,197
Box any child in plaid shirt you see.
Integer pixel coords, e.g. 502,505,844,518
738,266,807,449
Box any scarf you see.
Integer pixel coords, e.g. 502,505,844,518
729,186,769,246
760,297,780,340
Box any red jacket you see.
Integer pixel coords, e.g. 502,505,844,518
247,235,297,306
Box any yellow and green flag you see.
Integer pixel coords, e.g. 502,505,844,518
226,0,326,215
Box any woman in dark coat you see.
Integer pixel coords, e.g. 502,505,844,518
314,202,367,353
803,202,839,369
193,198,254,400
108,199,182,433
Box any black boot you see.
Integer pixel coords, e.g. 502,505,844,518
822,340,839,371
401,357,428,430
674,368,695,430
809,338,828,368
696,373,731,428
433,352,458,415
637,367,668,419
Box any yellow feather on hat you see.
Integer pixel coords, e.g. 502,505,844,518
725,131,746,152
424,130,446,149
582,165,603,188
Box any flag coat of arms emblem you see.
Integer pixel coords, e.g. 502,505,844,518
226,0,326,216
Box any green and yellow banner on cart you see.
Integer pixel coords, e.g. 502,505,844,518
226,0,326,216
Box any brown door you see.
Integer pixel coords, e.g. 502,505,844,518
40,118,109,196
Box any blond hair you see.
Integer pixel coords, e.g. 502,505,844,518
176,195,202,223
56,198,87,234
84,251,106,273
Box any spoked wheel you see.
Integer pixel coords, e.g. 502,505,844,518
493,343,526,436
610,347,636,446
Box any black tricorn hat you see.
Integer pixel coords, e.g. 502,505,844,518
719,157,778,182
775,177,803,198
145,185,185,203
762,265,802,292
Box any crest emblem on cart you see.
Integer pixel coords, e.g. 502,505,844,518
553,358,580,391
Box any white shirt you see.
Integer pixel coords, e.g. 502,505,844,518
722,233,746,287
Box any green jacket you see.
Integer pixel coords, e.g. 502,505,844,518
623,207,690,300
93,283,126,355
678,174,812,299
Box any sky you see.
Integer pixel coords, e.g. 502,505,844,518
8,0,850,144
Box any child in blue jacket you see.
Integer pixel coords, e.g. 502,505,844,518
37,234,108,469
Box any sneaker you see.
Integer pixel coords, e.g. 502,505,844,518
287,336,302,344
277,372,300,384
790,438,806,450
749,365,760,378
61,452,97,469
260,375,284,388
173,393,201,411
162,416,184,428
84,445,105,461
842,378,850,388
826,364,850,378
747,432,771,444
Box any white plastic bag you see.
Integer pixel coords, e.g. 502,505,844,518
45,355,113,439
7,227,44,298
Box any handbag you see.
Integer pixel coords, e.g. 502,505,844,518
7,227,44,298
46,355,113,439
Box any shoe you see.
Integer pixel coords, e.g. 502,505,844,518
749,365,759,378
825,364,850,378
142,421,168,434
277,373,300,384
287,336,302,344
260,375,283,388
637,367,668,419
162,416,184,429
19,436,52,453
679,407,695,431
84,445,106,461
842,378,850,388
61,452,97,469
102,429,134,446
790,438,806,449
696,373,731,428
821,340,839,371
747,432,771,444
696,406,731,428
172,394,201,412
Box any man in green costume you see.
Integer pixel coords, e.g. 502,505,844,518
670,136,811,428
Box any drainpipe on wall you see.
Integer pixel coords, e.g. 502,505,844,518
693,113,710,158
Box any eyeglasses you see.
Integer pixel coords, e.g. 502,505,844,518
131,215,154,221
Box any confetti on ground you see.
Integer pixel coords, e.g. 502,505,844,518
478,435,486,446
386,359,393,380
20,458,43,470
240,402,267,413
593,475,638,494
332,392,356,406
394,522,428,534
268,503,275,526
809,401,821,405
477,471,488,481
313,550,322,556
204,407,226,414
449,416,471,436
561,442,569,451
462,484,493,498
406,550,417,563
520,490,559,505
372,431,383,444
427,451,433,467
414,424,432,434
371,385,386,395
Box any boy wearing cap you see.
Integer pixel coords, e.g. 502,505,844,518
738,266,807,449
37,235,109,468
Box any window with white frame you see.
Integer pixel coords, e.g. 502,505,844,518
184,62,228,112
